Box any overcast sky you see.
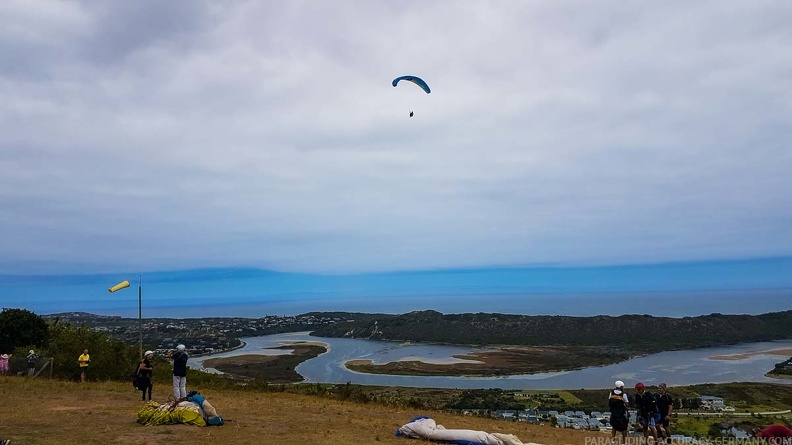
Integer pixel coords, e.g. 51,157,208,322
2,1,791,276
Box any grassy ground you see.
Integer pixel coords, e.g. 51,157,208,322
0,376,603,445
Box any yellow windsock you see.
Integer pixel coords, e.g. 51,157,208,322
108,280,131,293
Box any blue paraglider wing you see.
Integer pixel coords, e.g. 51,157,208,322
392,75,431,94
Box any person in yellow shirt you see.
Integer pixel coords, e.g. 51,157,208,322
78,349,90,383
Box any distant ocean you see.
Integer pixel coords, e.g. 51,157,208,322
2,258,792,318
161,288,792,318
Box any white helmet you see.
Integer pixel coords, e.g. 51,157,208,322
144,350,154,356
176,344,186,351
615,380,625,388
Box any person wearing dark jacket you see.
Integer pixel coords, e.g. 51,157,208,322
655,383,674,444
634,382,659,445
608,380,630,444
137,351,155,402
27,350,38,376
169,344,188,399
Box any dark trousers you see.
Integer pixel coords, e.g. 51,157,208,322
139,377,152,401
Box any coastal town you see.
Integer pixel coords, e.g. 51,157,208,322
43,312,353,355
451,393,790,440
16,310,792,441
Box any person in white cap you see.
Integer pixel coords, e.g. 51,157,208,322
137,351,155,402
168,344,188,399
26,350,38,376
608,380,630,444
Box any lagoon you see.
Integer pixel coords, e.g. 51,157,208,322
191,332,792,390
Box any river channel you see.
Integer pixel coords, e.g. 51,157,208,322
190,333,792,390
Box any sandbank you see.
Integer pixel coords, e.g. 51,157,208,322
710,348,792,361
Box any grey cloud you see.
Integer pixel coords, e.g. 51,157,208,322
1,1,791,274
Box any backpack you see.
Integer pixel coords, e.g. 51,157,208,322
609,390,627,417
636,391,658,416
131,362,142,390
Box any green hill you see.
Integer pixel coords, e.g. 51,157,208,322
308,309,792,355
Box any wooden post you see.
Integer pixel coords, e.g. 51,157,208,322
34,358,54,378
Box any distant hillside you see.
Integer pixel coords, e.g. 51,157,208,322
308,310,792,354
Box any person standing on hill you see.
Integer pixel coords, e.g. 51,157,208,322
655,383,674,444
0,353,10,376
137,350,154,402
169,344,188,399
77,349,90,383
608,380,630,444
634,382,659,445
26,350,38,376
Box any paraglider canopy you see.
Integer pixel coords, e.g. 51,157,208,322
392,75,431,94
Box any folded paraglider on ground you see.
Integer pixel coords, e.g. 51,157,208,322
137,391,224,427
396,416,543,445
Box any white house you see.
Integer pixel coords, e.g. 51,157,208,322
699,395,725,410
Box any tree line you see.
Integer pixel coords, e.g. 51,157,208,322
309,309,792,354
1,308,142,380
